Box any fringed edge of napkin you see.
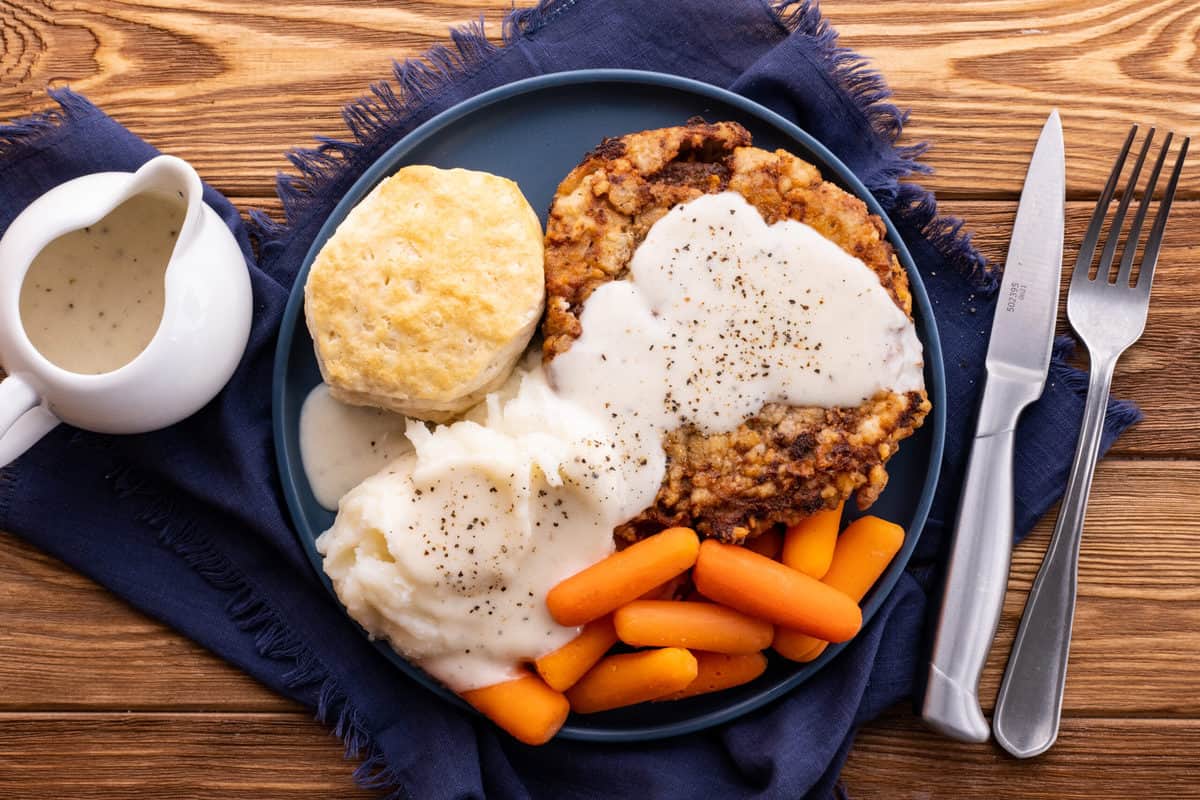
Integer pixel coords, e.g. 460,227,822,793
99,462,416,799
246,0,996,297
768,2,995,293
1051,333,1143,438
0,88,99,162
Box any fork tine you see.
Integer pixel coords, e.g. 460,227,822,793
1096,128,1154,283
1137,135,1190,293
1073,125,1138,284
1115,131,1171,287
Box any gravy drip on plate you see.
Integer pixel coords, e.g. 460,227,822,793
300,353,532,511
316,191,924,691
18,193,182,375
299,384,414,510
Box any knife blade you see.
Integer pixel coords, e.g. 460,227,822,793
987,113,1067,380
922,110,1065,743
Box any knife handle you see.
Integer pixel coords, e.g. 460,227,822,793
922,371,1040,742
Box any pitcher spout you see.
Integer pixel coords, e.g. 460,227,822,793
127,155,205,253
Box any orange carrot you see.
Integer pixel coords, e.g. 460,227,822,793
772,630,829,662
693,540,861,642
461,672,570,745
782,501,843,579
821,515,905,601
547,527,700,626
534,616,619,692
566,648,698,713
774,515,905,662
745,529,783,560
659,652,769,700
613,600,774,654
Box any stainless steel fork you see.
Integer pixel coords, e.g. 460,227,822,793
992,125,1190,759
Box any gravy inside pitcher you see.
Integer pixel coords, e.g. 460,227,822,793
18,192,184,375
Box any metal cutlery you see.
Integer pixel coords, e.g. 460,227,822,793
922,110,1066,743
993,125,1190,759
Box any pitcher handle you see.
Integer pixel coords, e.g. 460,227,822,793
0,375,59,468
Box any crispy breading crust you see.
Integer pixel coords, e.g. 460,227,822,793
543,120,931,543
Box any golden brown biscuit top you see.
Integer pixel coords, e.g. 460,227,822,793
305,165,545,405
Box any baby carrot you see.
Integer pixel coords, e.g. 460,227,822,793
461,672,570,746
534,616,619,692
693,540,861,642
772,630,829,662
782,501,843,579
821,515,905,601
613,600,774,654
745,528,783,560
547,527,700,626
658,652,768,700
566,648,698,713
774,515,905,662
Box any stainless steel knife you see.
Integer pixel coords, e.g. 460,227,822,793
922,110,1066,743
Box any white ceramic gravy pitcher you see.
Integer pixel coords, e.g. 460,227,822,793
0,155,252,467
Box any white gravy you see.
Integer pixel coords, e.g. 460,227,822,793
313,191,924,691
299,384,413,510
300,353,532,511
18,192,183,375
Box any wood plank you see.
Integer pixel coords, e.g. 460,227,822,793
842,713,1200,799
2,0,1197,200
826,0,1200,199
0,531,297,711
2,460,1197,716
933,199,1200,458
983,459,1200,716
0,0,1196,796
0,712,373,799
2,710,1199,799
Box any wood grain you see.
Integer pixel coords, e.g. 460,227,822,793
983,460,1200,717
936,200,1200,458
1,712,1198,799
842,713,1200,799
0,712,373,799
0,531,296,711
2,0,1199,796
2,0,1198,200
826,0,1200,199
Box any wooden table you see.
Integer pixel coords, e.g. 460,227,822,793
2,1,1198,796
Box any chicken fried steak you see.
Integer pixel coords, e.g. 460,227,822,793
543,121,931,543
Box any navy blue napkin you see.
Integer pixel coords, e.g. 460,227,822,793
0,1,1139,797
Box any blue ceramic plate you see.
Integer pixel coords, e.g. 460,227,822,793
273,69,946,742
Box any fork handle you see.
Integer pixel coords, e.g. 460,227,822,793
993,356,1117,758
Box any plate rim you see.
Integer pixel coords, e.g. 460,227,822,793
272,68,947,742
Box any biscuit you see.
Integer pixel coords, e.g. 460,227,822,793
305,165,545,421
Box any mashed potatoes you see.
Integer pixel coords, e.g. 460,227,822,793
304,165,545,422
315,369,620,691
